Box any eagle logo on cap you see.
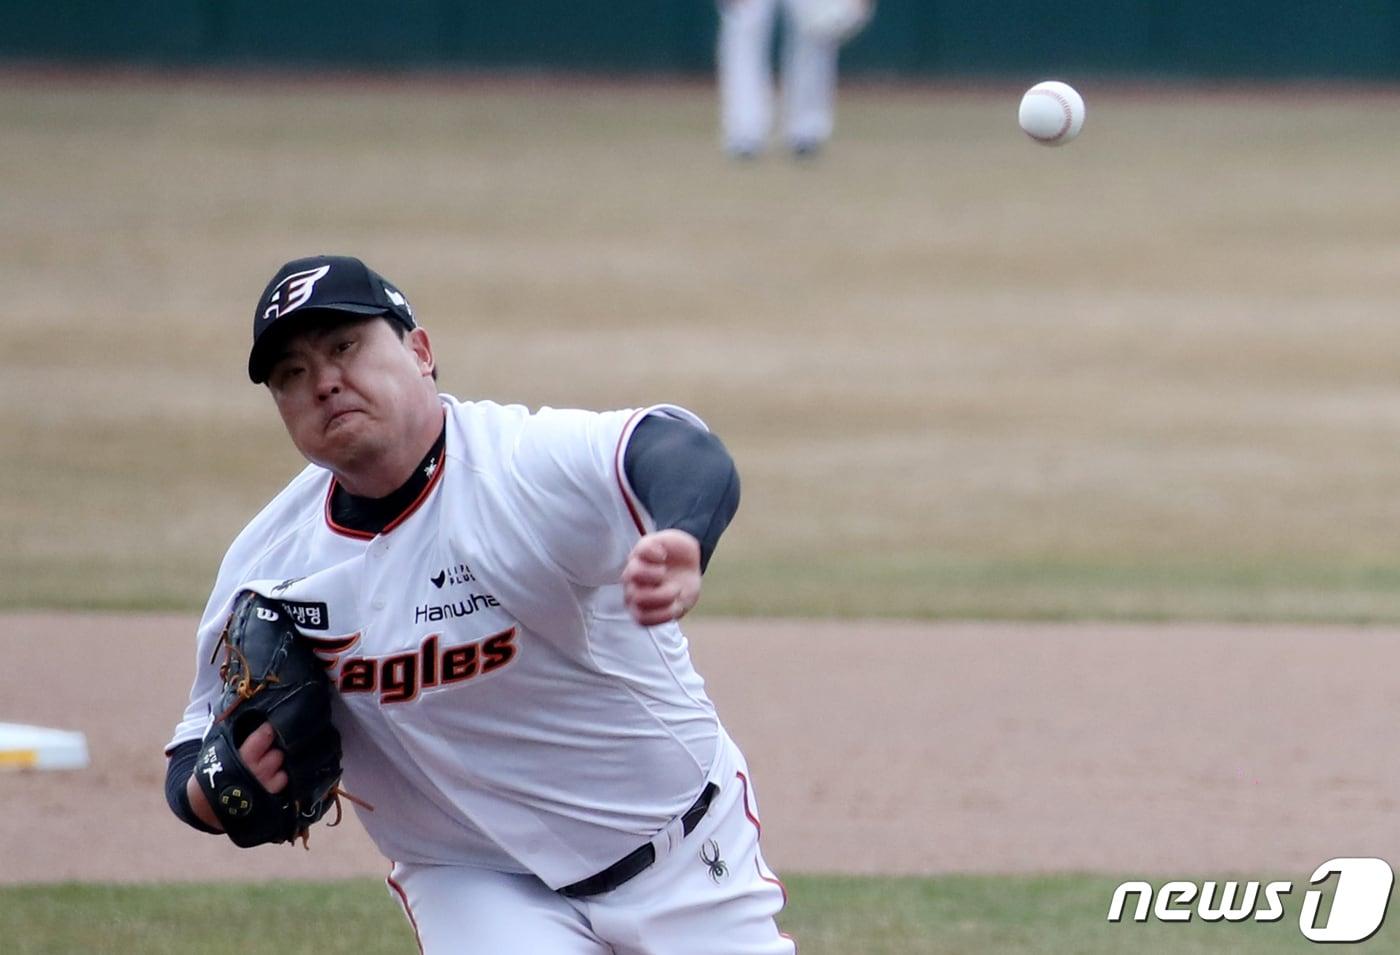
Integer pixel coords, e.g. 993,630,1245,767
262,265,331,323
385,285,413,319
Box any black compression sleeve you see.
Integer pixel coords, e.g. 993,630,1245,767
622,414,740,573
165,738,222,834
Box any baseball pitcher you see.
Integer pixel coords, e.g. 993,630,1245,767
163,255,794,953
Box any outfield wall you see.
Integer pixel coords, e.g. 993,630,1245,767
3,1,1400,79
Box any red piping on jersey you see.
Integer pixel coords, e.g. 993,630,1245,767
737,771,765,838
324,451,446,540
386,868,425,955
738,770,797,951
614,409,649,536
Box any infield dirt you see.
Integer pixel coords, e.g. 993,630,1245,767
2,613,1396,884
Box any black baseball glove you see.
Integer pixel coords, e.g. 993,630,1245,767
194,590,346,848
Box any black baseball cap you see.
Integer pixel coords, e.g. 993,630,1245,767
248,255,416,383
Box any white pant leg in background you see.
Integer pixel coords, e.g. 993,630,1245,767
780,0,840,149
717,0,779,154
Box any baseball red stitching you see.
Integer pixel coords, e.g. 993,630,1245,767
1026,90,1073,142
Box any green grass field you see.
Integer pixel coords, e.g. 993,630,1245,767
6,78,1400,620
3,874,1371,954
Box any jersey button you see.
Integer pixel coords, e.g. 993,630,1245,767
372,597,386,610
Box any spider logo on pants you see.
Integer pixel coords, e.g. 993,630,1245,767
700,839,727,883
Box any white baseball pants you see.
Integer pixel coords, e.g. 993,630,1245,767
717,0,840,154
386,742,794,953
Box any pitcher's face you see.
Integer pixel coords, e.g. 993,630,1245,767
266,316,436,479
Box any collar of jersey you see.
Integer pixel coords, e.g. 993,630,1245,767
324,418,447,540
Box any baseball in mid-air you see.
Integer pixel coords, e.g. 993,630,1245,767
1018,80,1085,146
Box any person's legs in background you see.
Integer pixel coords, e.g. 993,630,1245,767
780,0,839,158
718,0,779,158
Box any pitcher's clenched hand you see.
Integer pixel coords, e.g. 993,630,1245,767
622,529,702,626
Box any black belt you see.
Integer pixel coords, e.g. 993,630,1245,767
559,782,719,898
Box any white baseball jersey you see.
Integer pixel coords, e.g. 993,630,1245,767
167,396,729,890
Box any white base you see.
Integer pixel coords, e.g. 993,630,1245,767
0,722,90,771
